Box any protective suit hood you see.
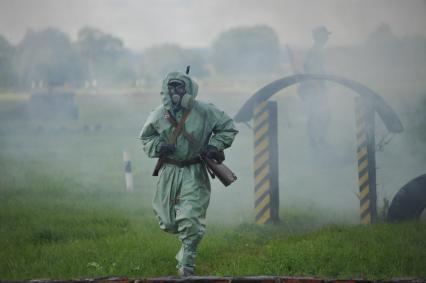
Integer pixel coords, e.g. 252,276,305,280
161,71,199,110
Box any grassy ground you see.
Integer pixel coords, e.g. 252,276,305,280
0,94,425,280
1,161,425,280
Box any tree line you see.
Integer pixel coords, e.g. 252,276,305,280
0,25,283,90
1,23,425,91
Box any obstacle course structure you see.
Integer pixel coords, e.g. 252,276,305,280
252,101,280,224
235,74,404,225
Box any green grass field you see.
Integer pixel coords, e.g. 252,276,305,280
0,93,425,280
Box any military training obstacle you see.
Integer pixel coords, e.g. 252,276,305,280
234,74,404,225
253,101,280,224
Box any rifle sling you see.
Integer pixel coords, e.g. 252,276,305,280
165,110,217,179
152,109,192,176
166,110,197,145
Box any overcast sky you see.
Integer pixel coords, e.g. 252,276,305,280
0,0,425,51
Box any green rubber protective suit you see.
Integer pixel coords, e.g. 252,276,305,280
139,71,238,273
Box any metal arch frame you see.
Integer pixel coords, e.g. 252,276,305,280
234,74,403,134
236,73,404,225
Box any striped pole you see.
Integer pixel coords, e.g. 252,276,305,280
354,98,377,224
123,150,134,191
253,100,280,224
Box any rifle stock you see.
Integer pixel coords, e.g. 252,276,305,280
201,154,237,187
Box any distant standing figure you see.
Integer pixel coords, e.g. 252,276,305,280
298,26,332,147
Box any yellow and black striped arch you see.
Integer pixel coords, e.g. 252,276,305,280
253,101,279,224
354,98,377,224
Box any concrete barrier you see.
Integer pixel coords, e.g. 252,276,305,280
3,276,424,283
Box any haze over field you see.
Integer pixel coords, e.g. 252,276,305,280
0,0,425,221
0,0,426,49
0,1,426,278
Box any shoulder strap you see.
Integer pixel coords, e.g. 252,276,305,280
165,110,178,128
168,109,191,145
166,110,198,145
153,109,192,177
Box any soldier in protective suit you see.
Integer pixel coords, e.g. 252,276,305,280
298,26,331,147
139,71,238,276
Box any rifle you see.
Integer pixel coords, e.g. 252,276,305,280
153,109,237,187
200,153,237,187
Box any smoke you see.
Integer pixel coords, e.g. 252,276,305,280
1,0,426,230
0,0,426,49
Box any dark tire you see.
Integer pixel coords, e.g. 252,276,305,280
387,174,426,222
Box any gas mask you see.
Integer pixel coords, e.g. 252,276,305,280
167,79,193,109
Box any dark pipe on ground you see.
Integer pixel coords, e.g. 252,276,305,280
387,174,426,222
